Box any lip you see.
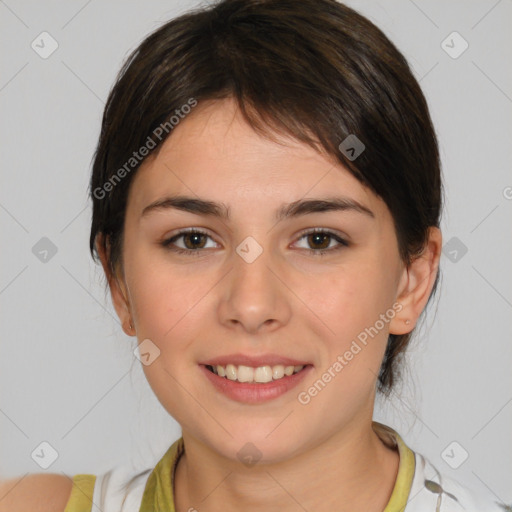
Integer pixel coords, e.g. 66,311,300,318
200,353,310,367
200,363,313,404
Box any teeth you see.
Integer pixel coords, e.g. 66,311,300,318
272,365,285,379
225,364,237,381
237,365,254,382
254,366,273,383
208,363,305,383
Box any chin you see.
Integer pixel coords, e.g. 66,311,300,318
208,426,309,467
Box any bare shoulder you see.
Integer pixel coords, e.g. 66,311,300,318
0,473,73,512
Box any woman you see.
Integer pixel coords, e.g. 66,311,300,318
0,0,506,510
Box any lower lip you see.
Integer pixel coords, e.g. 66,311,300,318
200,364,312,404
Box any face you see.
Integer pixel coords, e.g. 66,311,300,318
108,97,413,463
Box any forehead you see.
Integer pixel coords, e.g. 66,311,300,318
127,98,390,222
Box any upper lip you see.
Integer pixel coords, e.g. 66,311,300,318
201,353,310,367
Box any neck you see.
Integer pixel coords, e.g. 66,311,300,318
174,419,399,512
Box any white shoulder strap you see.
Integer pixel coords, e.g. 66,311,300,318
406,453,506,511
91,464,152,512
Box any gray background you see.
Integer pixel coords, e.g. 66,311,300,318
1,0,511,504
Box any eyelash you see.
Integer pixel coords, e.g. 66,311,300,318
161,227,349,257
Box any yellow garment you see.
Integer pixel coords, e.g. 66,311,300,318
63,473,97,512
64,421,414,511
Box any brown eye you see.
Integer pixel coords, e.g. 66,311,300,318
181,232,208,250
161,229,216,256
295,229,349,256
307,232,332,250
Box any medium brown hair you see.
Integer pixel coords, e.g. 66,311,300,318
89,0,443,396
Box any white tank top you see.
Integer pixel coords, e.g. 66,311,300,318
64,423,508,511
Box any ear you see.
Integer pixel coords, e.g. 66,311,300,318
389,227,442,335
96,233,135,337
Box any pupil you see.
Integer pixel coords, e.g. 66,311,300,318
185,233,205,249
309,233,329,249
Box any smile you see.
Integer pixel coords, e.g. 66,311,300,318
201,363,312,404
206,363,304,383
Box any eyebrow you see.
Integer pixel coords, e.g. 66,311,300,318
141,195,375,222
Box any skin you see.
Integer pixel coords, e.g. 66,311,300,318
98,97,442,512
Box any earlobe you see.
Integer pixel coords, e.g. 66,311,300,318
389,227,442,335
96,234,135,337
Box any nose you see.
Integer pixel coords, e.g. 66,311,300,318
217,242,292,334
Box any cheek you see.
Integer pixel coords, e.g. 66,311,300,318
309,262,396,334
125,247,208,350
296,274,392,418
303,260,398,386
125,251,211,414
